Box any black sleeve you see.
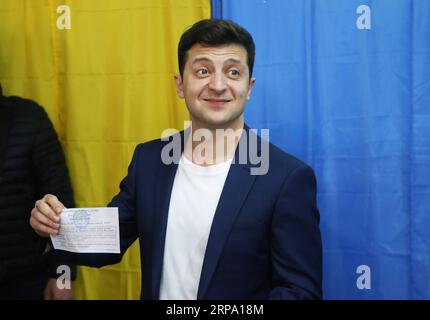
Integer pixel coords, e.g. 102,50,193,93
31,105,74,208
30,103,77,280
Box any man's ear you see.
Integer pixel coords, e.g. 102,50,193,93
174,74,184,99
246,77,256,100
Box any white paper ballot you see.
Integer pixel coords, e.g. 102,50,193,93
50,207,120,253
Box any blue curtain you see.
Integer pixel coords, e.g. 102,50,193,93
212,0,430,299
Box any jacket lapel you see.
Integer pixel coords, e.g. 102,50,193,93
150,130,185,299
197,127,258,299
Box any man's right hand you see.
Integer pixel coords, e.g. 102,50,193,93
30,194,65,237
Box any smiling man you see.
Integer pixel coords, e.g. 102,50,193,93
176,42,254,131
29,19,322,300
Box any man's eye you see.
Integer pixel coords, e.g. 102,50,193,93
197,68,209,76
228,69,240,77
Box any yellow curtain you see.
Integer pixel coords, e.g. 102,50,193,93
0,0,210,299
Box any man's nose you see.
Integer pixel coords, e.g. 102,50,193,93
208,73,227,92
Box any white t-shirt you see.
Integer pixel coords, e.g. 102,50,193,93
159,154,232,300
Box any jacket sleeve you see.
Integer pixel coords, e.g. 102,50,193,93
30,104,77,279
269,164,323,299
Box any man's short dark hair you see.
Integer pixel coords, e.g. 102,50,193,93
178,19,255,79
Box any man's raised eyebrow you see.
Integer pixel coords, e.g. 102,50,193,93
224,58,244,66
191,57,212,65
190,57,245,66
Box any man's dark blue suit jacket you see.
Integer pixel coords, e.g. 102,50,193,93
71,126,322,299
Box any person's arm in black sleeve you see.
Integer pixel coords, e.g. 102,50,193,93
30,103,77,298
